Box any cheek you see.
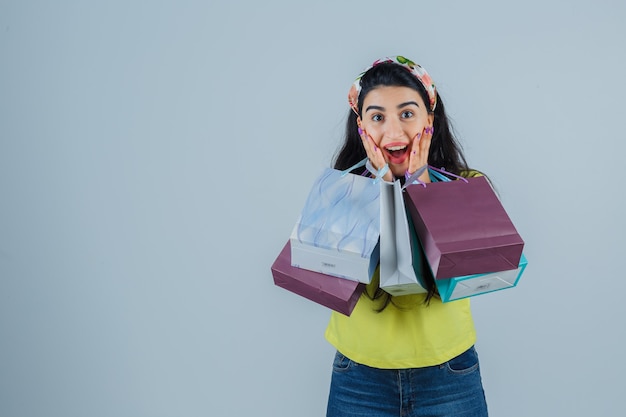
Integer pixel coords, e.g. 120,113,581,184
361,123,383,141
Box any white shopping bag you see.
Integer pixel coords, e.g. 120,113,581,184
379,180,428,296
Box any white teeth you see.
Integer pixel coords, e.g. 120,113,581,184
386,145,407,151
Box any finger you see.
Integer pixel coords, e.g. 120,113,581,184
358,128,374,158
410,131,422,158
408,131,423,173
420,126,433,159
410,129,431,174
416,127,433,180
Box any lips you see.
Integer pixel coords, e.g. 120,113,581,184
382,141,410,165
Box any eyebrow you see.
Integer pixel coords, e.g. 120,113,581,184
365,101,421,113
398,101,420,109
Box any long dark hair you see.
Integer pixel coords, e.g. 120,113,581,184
333,62,471,309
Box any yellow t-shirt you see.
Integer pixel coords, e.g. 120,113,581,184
324,170,482,369
324,271,476,369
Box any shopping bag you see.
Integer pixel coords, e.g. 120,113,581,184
271,241,364,316
436,254,528,302
379,180,428,296
403,169,524,279
290,159,381,283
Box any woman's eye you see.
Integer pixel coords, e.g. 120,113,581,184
372,114,383,122
401,110,414,119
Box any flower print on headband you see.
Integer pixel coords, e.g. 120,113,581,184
348,56,437,115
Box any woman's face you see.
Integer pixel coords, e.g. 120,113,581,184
359,86,433,177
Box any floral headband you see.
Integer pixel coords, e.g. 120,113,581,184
348,56,437,114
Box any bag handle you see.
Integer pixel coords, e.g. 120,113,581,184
341,157,368,175
428,166,469,183
341,158,390,184
402,165,469,189
402,165,428,189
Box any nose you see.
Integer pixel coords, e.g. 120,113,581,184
383,117,404,139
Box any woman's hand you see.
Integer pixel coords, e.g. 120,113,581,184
358,128,394,182
408,126,433,183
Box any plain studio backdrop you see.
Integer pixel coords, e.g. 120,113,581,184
1,1,624,416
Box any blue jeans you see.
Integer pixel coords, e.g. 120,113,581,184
326,346,488,417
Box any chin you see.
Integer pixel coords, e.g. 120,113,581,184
391,168,406,178
390,166,408,179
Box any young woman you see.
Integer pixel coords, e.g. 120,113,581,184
325,56,489,417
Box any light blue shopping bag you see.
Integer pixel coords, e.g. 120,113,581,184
436,254,528,302
290,159,385,283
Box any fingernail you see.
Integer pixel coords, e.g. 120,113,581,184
358,127,363,135
374,146,378,152
417,132,421,139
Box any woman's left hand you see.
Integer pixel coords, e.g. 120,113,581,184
408,126,433,183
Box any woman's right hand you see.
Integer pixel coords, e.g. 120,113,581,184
358,128,394,182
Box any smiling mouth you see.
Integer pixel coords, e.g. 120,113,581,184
383,144,410,164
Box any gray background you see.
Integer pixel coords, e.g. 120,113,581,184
1,0,624,416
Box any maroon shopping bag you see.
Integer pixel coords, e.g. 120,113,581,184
403,176,524,279
271,241,364,316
